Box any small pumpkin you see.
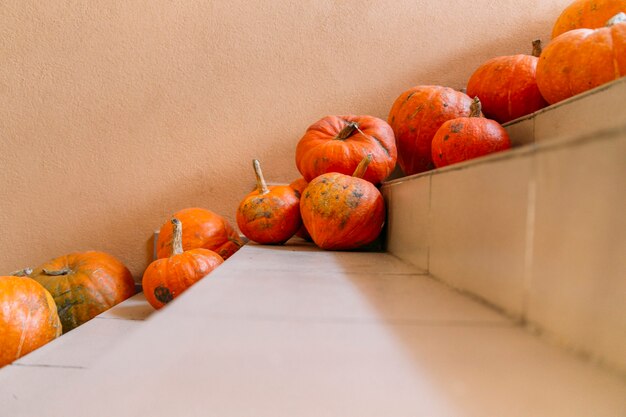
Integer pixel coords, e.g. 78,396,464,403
388,86,475,175
300,155,385,250
295,115,397,185
431,98,511,168
0,275,62,367
237,159,301,244
23,251,135,333
552,0,626,38
156,207,243,261
466,40,548,123
143,218,223,310
537,13,626,104
289,177,312,241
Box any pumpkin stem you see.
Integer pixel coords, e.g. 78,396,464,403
335,121,359,140
42,268,72,276
352,154,372,178
469,97,482,117
606,12,626,26
531,39,542,57
10,268,32,277
252,159,270,195
171,217,184,256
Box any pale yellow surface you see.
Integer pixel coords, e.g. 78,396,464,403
0,0,570,277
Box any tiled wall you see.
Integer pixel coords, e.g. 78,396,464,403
382,79,626,374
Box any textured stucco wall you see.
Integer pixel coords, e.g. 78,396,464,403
0,0,570,278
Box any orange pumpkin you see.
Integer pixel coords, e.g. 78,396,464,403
237,160,301,244
300,155,385,250
156,207,243,261
388,86,475,175
466,40,548,123
552,0,626,38
537,13,626,104
289,177,312,241
295,115,397,184
143,218,223,309
0,276,62,367
431,98,511,168
25,251,135,332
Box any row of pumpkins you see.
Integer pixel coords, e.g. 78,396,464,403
2,0,625,367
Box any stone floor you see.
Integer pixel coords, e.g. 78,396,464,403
1,241,625,416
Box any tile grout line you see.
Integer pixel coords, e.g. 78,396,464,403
521,157,537,325
11,363,86,370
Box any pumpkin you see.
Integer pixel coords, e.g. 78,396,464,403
552,0,626,38
431,98,511,168
466,40,548,123
23,251,135,332
295,115,397,185
156,207,243,261
300,155,385,250
537,13,626,104
289,177,312,241
388,86,475,175
143,218,223,309
0,276,62,367
237,159,301,244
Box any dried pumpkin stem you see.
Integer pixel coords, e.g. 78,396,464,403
531,39,542,57
352,154,372,178
42,268,71,276
335,121,359,140
253,159,270,195
171,217,184,256
469,97,482,117
10,268,32,277
606,12,626,26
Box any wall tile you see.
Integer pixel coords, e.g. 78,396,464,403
528,133,626,371
429,157,533,317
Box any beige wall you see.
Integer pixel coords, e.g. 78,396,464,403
0,0,570,278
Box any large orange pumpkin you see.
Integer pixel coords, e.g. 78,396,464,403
24,251,135,332
0,276,62,367
388,86,475,175
431,98,511,168
537,13,626,104
295,115,397,185
289,177,312,241
143,218,223,310
552,0,626,38
237,159,301,244
156,207,243,261
466,40,548,123
300,155,385,250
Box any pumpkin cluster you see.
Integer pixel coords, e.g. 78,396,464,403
1,205,242,366
3,0,623,367
237,114,395,251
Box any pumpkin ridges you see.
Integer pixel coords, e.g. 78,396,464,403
0,276,62,366
296,115,396,184
552,0,626,38
156,208,243,261
28,251,135,332
143,219,223,309
537,19,626,104
389,86,474,175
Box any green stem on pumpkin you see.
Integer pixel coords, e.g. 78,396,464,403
252,159,270,195
42,268,72,276
469,97,482,117
335,121,359,140
352,154,372,178
171,218,184,256
606,12,626,26
531,39,542,57
10,268,33,277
